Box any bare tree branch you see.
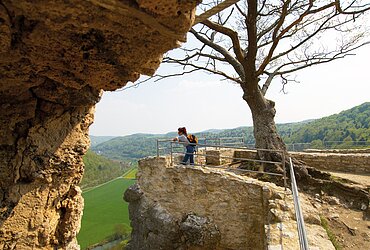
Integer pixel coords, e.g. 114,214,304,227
201,19,245,63
142,0,370,156
261,69,278,95
154,0,370,97
335,0,370,14
244,0,258,85
257,1,338,75
274,41,370,75
189,28,246,80
164,56,242,83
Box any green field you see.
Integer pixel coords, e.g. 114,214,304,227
123,168,137,179
77,178,135,249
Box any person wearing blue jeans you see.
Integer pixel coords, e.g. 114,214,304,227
183,144,195,165
173,127,195,165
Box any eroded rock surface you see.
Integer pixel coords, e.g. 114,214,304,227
0,0,197,248
124,156,334,249
124,184,221,249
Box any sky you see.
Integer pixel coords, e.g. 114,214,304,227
89,43,369,137
90,3,370,137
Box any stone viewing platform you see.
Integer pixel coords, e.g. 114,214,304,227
124,156,335,250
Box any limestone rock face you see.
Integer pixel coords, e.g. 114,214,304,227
0,0,197,248
125,157,335,250
124,184,221,249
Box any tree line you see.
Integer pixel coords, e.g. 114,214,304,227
90,102,369,162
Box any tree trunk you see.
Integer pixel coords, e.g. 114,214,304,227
243,85,286,165
241,84,370,218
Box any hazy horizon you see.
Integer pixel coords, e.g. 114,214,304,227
89,102,362,137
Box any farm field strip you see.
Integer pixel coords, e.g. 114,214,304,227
77,177,135,249
123,167,137,179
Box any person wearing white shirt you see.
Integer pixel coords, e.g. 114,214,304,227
173,127,195,165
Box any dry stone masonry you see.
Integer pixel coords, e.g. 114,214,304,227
0,0,197,248
290,151,370,174
217,149,370,175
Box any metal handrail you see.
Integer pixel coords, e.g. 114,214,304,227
172,151,284,166
289,157,309,250
159,139,284,153
157,136,245,153
156,139,287,189
203,137,244,143
157,137,244,144
157,138,308,248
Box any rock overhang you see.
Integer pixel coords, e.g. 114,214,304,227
0,1,198,248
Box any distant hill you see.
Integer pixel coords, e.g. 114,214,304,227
91,134,162,161
90,135,116,147
90,102,370,161
281,102,370,147
91,126,256,161
81,150,131,189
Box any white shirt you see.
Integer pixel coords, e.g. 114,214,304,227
177,134,189,147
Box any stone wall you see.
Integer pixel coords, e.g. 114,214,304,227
205,148,370,175
304,148,370,154
290,152,370,174
132,157,273,249
205,149,235,165
0,0,197,248
124,156,334,250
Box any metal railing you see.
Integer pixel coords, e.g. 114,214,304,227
289,157,309,250
156,139,287,189
157,139,311,249
200,137,245,147
156,137,244,155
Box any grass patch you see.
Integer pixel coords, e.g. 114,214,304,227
329,175,353,185
320,215,342,250
123,167,137,179
77,178,135,250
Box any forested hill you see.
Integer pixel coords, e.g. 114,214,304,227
92,134,164,161
280,102,370,145
91,128,256,161
81,150,131,189
90,135,116,146
90,102,369,161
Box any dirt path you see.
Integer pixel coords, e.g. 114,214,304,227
328,171,370,187
319,203,370,249
308,171,370,249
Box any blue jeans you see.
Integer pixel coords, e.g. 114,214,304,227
182,145,195,165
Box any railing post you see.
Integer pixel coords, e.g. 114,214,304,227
156,139,159,157
170,141,173,166
282,151,287,191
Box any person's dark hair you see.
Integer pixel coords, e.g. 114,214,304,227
178,127,187,135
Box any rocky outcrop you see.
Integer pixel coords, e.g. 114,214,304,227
124,156,334,249
124,184,221,250
0,0,197,248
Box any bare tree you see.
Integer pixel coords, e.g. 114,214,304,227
156,0,370,167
